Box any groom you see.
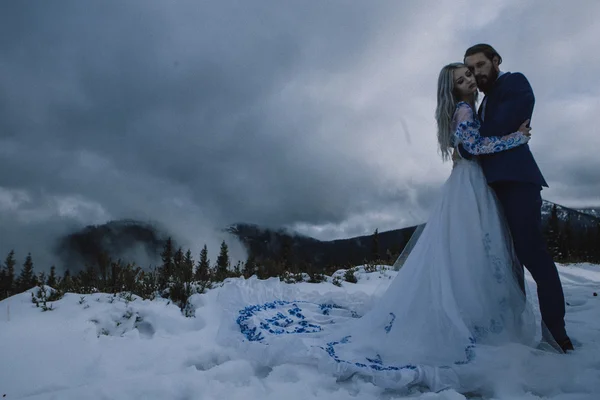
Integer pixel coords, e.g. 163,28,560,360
462,43,573,353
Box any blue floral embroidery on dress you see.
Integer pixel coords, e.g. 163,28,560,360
476,233,509,341
453,102,528,155
455,341,477,365
321,335,476,370
238,301,479,373
319,336,418,372
499,297,509,311
490,318,504,334
472,318,506,342
483,233,506,284
237,300,359,342
320,304,333,315
318,303,359,318
366,354,383,365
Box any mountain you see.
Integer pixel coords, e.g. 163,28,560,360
541,200,600,228
229,200,600,269
226,223,418,270
54,200,599,272
577,207,600,219
54,219,171,272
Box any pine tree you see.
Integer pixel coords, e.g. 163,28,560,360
97,251,110,290
159,237,175,289
233,260,242,277
589,226,597,262
243,253,257,279
545,204,562,259
17,253,36,292
562,216,574,261
594,222,600,263
61,269,74,292
256,258,270,280
215,240,230,281
139,268,159,299
38,271,47,286
121,262,142,293
174,247,184,267
0,267,7,300
173,247,184,281
577,227,589,262
3,250,16,296
66,268,80,293
80,263,97,293
194,244,210,282
47,266,58,288
108,260,119,293
168,247,193,313
183,249,194,283
371,229,380,263
279,236,294,273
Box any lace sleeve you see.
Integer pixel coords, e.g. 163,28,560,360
453,103,529,155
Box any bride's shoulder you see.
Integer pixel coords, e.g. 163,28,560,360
453,101,474,120
455,101,472,110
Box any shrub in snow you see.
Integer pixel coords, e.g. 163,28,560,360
332,276,342,287
344,268,358,284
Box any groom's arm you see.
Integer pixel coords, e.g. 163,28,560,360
479,73,535,138
453,103,530,156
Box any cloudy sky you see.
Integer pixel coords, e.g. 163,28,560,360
1,0,599,268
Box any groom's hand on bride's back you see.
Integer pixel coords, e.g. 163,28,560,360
519,119,531,138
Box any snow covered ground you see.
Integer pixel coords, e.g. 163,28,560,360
1,264,599,400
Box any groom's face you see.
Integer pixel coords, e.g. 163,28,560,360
464,52,499,94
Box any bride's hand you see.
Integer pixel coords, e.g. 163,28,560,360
519,119,531,137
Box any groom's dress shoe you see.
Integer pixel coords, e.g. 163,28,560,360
559,337,574,353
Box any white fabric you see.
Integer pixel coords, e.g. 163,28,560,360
216,158,541,393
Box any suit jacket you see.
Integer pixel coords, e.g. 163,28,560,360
459,72,548,187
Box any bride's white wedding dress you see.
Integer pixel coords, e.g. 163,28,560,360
216,102,543,392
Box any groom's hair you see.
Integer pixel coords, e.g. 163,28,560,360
464,44,502,65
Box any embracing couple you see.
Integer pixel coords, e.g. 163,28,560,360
437,43,572,354
224,43,573,393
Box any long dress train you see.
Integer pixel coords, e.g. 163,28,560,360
216,156,541,392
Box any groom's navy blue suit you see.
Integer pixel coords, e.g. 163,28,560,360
460,72,568,343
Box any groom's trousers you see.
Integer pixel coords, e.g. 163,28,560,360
490,181,568,343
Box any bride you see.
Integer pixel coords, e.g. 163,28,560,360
217,63,549,393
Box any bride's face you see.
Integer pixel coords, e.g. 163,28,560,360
453,67,477,98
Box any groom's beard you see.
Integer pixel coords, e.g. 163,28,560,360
476,68,499,94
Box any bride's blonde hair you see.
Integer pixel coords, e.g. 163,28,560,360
435,63,478,161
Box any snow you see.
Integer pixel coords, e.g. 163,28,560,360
577,208,600,218
1,264,599,400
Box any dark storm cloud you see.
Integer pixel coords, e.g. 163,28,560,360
1,0,599,269
0,1,407,266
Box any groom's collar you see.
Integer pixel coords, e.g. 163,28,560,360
495,71,511,85
483,71,510,96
